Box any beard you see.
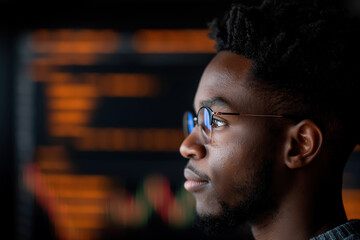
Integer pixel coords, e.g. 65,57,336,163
194,157,276,237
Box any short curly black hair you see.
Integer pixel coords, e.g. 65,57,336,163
209,0,360,157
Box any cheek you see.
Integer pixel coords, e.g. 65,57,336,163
210,123,266,168
207,126,264,203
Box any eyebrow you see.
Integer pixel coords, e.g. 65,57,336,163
195,97,231,111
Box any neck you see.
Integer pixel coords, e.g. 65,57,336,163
249,180,347,240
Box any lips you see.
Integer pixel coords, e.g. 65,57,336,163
184,168,209,192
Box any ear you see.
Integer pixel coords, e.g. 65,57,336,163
285,120,323,169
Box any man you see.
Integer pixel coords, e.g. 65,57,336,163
179,0,360,239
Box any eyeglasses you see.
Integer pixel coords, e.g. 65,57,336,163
183,106,294,143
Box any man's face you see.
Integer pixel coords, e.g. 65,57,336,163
180,51,289,232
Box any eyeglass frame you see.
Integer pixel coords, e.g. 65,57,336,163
183,106,302,140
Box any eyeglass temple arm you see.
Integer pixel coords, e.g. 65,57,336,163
214,112,301,121
215,112,283,117
213,112,240,116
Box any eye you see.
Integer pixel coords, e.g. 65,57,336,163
212,118,227,128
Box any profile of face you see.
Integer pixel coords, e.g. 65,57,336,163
180,51,291,234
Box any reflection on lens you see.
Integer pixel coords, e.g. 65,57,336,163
200,107,212,137
187,112,194,134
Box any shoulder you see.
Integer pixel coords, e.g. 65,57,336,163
310,220,360,240
344,234,360,240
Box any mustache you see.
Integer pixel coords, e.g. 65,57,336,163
185,162,210,182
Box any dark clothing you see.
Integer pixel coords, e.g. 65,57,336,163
310,220,360,240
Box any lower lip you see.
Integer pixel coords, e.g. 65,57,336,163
184,180,208,192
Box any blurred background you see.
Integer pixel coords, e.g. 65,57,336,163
0,0,359,240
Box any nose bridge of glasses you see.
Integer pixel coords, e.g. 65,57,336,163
194,116,198,125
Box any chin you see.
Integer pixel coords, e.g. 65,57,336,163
194,197,224,217
194,201,246,237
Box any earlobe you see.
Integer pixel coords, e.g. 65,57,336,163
285,120,323,169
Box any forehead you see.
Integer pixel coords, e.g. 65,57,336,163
194,51,258,111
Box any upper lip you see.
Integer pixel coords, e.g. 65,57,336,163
184,168,209,182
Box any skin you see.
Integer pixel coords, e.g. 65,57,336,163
180,51,348,240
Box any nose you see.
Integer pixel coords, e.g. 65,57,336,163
179,128,206,160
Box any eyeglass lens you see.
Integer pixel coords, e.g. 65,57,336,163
201,107,212,137
184,112,195,135
183,107,213,140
